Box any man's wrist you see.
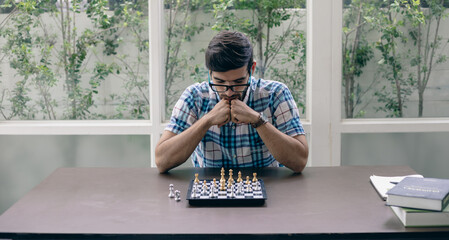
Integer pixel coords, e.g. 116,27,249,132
250,112,260,125
201,113,215,128
251,112,268,128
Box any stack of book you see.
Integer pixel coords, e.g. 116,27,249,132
386,177,449,227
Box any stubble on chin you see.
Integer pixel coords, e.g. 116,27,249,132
220,94,241,101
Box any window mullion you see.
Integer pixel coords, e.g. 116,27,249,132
149,0,165,168
308,0,336,166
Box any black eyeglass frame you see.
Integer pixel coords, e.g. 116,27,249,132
208,71,252,93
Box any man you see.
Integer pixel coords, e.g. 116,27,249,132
155,30,308,173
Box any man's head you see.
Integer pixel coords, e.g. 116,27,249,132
205,30,253,73
206,31,255,100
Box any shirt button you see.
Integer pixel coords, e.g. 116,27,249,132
233,155,237,159
232,125,236,129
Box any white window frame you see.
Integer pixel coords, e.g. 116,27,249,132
308,0,449,167
1,0,449,168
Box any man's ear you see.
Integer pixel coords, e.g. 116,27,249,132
251,61,256,74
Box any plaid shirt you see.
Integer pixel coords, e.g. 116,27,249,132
166,77,305,168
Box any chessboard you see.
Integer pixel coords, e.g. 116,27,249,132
186,169,267,206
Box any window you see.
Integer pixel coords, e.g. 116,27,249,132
342,0,449,118
163,0,307,120
0,0,149,120
1,0,449,174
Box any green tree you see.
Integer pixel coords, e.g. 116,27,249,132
106,1,149,119
211,0,307,113
342,0,375,118
164,0,209,119
0,0,57,119
367,0,424,117
0,0,149,120
406,0,448,117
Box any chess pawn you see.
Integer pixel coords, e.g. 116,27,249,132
201,180,208,195
213,180,219,194
194,173,200,184
213,178,217,189
237,171,243,183
237,182,243,195
255,181,261,191
174,190,181,202
246,182,253,193
229,183,236,198
192,182,197,193
196,182,202,194
192,183,198,198
209,184,216,198
168,184,175,198
252,173,258,183
245,176,252,193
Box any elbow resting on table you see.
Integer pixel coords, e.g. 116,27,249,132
155,148,171,174
293,154,308,173
289,145,309,173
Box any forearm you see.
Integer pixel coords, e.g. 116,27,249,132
155,116,212,173
256,123,308,173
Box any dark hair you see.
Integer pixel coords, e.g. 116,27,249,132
205,30,253,73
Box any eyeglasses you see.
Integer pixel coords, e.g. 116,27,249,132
208,72,251,93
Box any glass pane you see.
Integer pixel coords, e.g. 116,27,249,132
0,0,149,120
0,135,150,214
342,1,449,118
164,0,307,121
341,132,449,179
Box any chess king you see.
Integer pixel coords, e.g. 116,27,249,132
155,30,308,173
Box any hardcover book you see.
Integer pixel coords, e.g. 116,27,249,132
390,205,449,227
386,177,449,211
370,174,423,200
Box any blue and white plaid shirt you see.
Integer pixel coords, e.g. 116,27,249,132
166,77,305,168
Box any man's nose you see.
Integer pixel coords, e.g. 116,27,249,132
225,87,234,96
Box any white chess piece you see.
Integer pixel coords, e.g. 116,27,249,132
175,190,181,202
237,182,243,195
255,181,261,191
197,183,202,194
209,184,216,198
229,183,236,198
192,183,198,198
168,184,175,198
246,182,253,193
201,182,208,195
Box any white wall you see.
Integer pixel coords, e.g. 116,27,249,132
341,132,449,179
0,135,151,214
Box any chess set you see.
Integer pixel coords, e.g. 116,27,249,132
186,168,267,206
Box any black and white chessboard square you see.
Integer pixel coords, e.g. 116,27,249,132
186,179,267,201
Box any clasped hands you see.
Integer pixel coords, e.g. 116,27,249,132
207,98,259,128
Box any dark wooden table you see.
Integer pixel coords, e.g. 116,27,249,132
0,166,448,239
